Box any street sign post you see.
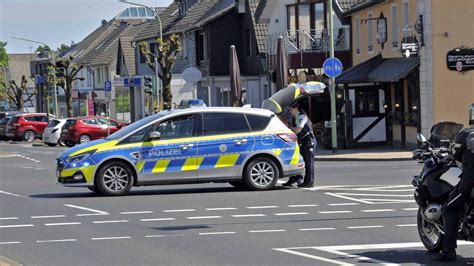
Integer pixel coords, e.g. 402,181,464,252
323,57,343,78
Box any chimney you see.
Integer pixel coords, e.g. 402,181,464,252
101,19,107,26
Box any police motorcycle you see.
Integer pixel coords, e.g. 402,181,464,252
412,122,474,252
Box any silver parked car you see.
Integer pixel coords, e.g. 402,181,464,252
43,119,66,147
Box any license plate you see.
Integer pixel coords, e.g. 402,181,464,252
63,129,68,133
44,137,49,141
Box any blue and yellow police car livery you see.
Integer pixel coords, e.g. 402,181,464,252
56,107,305,196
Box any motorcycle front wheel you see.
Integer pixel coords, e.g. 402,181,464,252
417,207,444,252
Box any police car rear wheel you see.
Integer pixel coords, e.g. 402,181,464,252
96,161,133,196
244,158,279,191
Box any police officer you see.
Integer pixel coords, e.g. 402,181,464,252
282,103,316,188
434,105,474,261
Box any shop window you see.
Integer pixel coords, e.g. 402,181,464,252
391,5,398,48
355,88,379,117
367,12,373,52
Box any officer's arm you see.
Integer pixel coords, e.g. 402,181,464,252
290,115,304,134
452,130,467,162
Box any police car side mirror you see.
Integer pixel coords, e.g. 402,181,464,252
149,131,161,140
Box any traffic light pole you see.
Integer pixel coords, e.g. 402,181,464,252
328,0,337,152
154,57,160,110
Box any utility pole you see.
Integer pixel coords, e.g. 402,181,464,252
328,0,337,152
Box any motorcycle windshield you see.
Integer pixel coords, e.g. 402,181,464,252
429,121,464,145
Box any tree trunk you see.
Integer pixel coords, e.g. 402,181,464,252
162,73,172,109
66,81,73,118
16,88,23,111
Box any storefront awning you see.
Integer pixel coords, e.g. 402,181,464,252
337,54,420,84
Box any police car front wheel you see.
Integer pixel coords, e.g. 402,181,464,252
95,161,133,196
244,157,279,191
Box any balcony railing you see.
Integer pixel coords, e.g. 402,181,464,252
266,28,350,55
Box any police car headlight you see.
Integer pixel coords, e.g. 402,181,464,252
65,150,96,163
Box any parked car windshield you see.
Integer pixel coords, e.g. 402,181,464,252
47,119,61,128
106,112,168,140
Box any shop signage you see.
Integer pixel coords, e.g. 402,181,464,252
447,48,474,72
401,36,419,58
377,12,387,48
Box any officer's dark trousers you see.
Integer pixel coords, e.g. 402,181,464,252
295,144,315,185
444,179,473,249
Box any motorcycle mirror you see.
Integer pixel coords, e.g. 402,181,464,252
417,133,428,143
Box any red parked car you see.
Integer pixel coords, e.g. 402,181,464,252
6,113,49,141
60,117,126,147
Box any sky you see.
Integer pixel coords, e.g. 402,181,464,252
0,0,172,54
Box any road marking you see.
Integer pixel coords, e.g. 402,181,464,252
231,214,266,218
402,208,418,211
140,218,175,222
0,224,34,228
0,241,21,245
325,192,373,205
120,211,153,215
199,231,236,235
163,209,195,213
36,239,77,243
288,204,318,208
145,234,183,238
246,206,279,209
328,203,360,206
274,212,308,216
273,248,353,266
64,204,109,215
92,220,129,224
0,217,18,220
249,229,286,233
318,211,352,214
347,225,384,229
0,190,26,198
31,215,67,219
76,213,109,217
298,228,336,231
23,166,32,169
361,209,395,213
45,222,82,226
91,236,131,241
338,193,412,197
205,207,237,211
396,224,417,227
186,216,222,220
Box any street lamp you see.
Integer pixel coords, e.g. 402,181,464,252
119,0,163,110
11,36,59,117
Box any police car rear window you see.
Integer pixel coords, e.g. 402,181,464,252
245,114,270,132
202,113,250,135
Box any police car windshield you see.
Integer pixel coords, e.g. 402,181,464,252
106,112,168,140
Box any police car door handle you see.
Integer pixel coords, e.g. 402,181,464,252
234,139,247,145
180,143,194,150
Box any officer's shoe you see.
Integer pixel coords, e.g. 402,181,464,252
282,180,299,188
433,248,457,261
297,183,314,188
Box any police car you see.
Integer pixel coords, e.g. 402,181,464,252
56,107,305,196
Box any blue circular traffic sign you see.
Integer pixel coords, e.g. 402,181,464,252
323,57,343,78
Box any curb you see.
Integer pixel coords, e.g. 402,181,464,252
315,157,412,162
32,143,46,147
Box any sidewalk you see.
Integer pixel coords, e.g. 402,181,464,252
315,146,413,161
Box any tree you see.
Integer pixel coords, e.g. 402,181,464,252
57,43,70,54
0,42,8,99
53,56,85,117
35,45,51,54
139,34,181,110
5,75,35,111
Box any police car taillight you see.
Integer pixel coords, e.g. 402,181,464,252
277,133,297,142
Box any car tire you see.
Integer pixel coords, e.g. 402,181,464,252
95,161,133,196
23,130,36,142
244,157,279,191
65,141,75,147
79,134,91,144
58,138,65,146
45,143,57,147
228,182,247,189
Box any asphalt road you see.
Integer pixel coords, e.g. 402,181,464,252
0,141,473,265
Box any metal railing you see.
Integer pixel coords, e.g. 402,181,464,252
266,28,350,55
